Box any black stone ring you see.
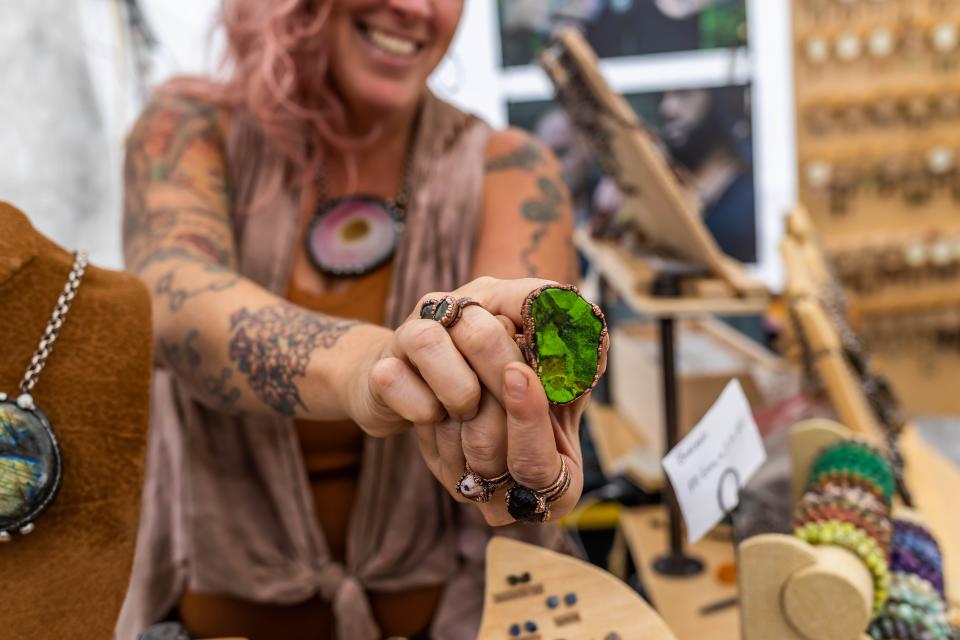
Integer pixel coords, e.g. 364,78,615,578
505,457,570,523
419,296,482,329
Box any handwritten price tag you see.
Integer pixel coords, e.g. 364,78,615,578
660,380,766,544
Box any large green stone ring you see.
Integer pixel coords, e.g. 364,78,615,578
517,285,607,405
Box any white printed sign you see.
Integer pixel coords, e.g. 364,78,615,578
660,380,766,544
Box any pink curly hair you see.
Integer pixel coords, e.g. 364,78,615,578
165,0,371,193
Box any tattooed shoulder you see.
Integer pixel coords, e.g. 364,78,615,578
485,139,547,173
123,92,237,275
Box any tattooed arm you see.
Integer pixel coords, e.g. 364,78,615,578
473,129,576,282
124,94,396,423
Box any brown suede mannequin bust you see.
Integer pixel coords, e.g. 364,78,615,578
0,201,151,638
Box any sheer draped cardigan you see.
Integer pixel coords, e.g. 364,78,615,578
116,93,573,640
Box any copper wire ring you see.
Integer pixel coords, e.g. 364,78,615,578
455,464,513,504
505,457,571,523
420,296,483,329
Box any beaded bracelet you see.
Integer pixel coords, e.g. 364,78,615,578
809,451,892,489
809,483,890,519
797,488,891,526
806,470,891,507
794,519,890,613
868,573,951,640
888,573,946,616
809,442,895,503
794,498,892,555
894,520,943,559
806,472,888,503
809,442,892,489
891,521,945,597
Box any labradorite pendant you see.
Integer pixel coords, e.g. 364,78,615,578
518,285,607,405
0,392,62,541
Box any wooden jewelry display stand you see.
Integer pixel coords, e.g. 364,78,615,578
478,538,677,640
740,420,876,640
793,0,960,414
539,27,768,587
781,206,960,609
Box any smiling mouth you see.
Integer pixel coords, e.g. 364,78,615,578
356,21,423,58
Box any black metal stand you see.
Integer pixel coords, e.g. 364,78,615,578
651,276,705,577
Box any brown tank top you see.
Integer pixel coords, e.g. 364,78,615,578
179,261,442,639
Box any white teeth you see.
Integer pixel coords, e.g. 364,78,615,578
367,28,417,57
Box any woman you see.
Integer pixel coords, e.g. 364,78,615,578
118,1,603,638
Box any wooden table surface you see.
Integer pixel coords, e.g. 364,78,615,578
619,507,740,640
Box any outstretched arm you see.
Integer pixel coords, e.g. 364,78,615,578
123,94,392,423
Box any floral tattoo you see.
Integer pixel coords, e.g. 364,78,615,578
228,305,357,416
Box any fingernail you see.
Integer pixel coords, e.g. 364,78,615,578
504,366,528,400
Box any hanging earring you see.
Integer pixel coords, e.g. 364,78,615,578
840,102,869,131
930,21,959,71
926,147,956,194
835,31,864,63
870,96,900,128
931,21,959,55
867,26,898,60
807,104,835,135
805,159,834,192
904,95,933,128
876,156,904,195
804,35,832,65
830,165,857,215
936,91,960,121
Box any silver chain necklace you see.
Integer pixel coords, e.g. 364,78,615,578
0,250,88,541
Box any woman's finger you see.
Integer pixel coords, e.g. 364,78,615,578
502,363,562,487
495,314,516,336
502,362,583,520
434,418,471,503
413,422,441,479
447,306,524,407
369,357,445,424
451,276,558,327
460,391,508,480
392,319,482,421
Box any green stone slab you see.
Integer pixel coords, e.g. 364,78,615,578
530,287,603,404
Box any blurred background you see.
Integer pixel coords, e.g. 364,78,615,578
0,0,792,284
6,3,960,638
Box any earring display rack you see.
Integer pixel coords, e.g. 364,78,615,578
794,0,960,413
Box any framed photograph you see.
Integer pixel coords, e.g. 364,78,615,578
498,0,747,68
509,84,757,263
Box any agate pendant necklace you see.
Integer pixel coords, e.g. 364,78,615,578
305,120,419,277
0,250,87,542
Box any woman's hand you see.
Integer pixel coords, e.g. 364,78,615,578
341,277,552,436
345,276,608,525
